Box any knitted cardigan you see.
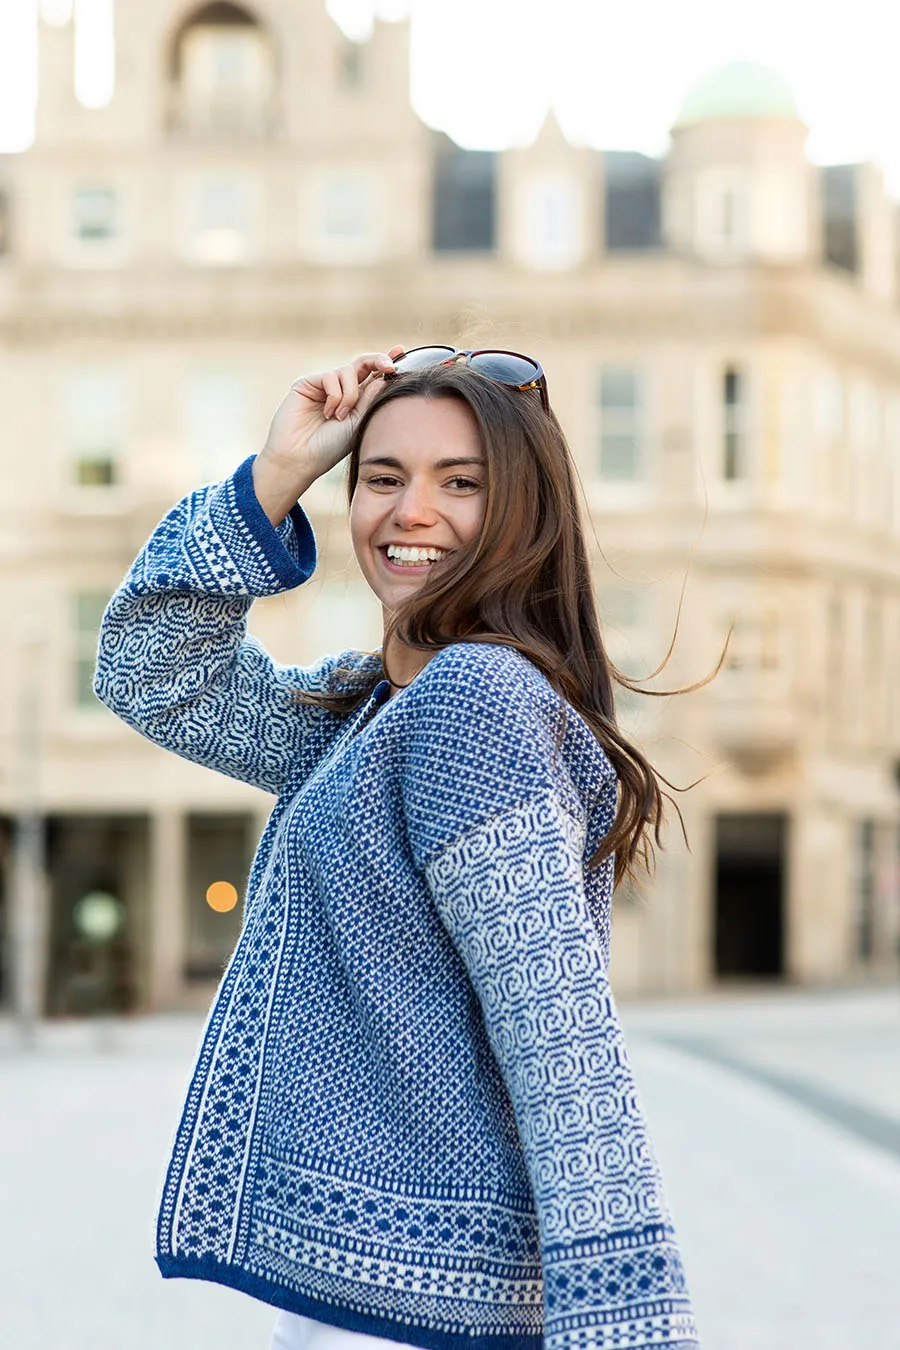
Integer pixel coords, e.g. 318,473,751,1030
94,455,699,1350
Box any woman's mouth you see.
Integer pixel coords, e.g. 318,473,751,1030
377,545,452,574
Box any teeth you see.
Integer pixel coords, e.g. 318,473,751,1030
386,545,449,564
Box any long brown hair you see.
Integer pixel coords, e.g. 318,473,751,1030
297,363,724,890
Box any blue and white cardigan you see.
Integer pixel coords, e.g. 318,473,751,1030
94,455,700,1350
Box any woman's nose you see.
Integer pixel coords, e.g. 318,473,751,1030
392,484,437,526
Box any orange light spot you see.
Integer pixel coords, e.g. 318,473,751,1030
206,881,239,913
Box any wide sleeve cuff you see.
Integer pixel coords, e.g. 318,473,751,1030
223,453,317,591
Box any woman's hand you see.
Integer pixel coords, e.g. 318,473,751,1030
253,346,405,526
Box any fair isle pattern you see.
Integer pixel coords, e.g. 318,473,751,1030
95,455,699,1350
424,796,694,1348
95,460,372,796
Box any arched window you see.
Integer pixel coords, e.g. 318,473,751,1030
166,3,277,139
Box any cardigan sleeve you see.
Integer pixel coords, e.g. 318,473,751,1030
421,787,700,1350
93,454,357,795
402,645,699,1350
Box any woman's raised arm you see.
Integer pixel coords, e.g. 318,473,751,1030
93,350,402,793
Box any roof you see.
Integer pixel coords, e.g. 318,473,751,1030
674,61,799,126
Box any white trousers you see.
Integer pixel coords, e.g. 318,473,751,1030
269,1312,410,1350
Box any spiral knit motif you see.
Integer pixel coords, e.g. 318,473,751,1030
94,455,699,1350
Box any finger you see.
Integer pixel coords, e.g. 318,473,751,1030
334,364,359,421
320,370,342,419
352,351,398,378
387,344,406,360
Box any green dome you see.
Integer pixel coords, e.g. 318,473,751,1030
674,62,799,126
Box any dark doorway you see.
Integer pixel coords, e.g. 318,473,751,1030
184,813,255,982
45,815,149,1016
714,812,787,978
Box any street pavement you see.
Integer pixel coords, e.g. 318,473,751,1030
2,985,899,1350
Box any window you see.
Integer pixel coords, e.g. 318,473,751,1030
849,379,883,523
597,585,651,734
604,152,662,252
433,144,497,253
72,187,118,242
695,168,749,257
191,176,253,263
814,369,845,440
720,606,785,683
720,188,740,245
722,366,747,480
213,30,252,87
823,165,858,274
321,172,374,242
597,585,640,632
174,20,275,137
182,25,269,97
865,595,884,743
64,367,126,487
518,173,582,269
598,366,644,481
306,170,381,262
184,371,249,482
339,40,365,89
814,368,845,510
72,590,111,708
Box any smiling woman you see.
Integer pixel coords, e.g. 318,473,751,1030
93,347,706,1350
348,395,486,685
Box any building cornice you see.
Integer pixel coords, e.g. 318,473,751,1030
1,259,900,360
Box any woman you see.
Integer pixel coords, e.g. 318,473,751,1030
94,346,702,1350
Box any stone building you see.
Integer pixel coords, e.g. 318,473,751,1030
1,2,899,1013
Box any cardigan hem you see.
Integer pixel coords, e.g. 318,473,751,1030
155,1254,543,1350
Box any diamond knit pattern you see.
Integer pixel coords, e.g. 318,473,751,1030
94,455,700,1350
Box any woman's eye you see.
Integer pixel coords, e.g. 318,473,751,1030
364,475,481,490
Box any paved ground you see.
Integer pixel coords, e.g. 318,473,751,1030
2,985,899,1350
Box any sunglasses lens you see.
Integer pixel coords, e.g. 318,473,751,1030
390,346,457,373
468,351,541,386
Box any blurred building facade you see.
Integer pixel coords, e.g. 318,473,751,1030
1,1,900,1013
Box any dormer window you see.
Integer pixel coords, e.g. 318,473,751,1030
515,172,583,270
167,4,277,139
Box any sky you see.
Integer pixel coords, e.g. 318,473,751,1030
2,0,900,195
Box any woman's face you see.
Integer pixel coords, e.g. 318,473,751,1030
350,395,486,615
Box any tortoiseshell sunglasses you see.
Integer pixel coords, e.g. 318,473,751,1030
382,345,550,413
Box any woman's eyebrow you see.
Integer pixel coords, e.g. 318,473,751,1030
359,456,486,469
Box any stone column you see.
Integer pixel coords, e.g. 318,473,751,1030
789,806,849,983
149,808,186,1010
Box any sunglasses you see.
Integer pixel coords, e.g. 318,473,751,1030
382,346,550,413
